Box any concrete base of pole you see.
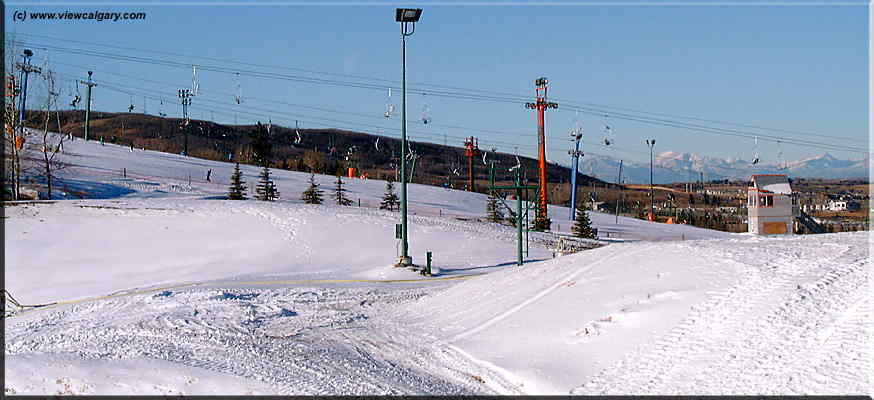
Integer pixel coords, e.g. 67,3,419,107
394,256,413,268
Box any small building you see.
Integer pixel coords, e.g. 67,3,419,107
827,199,860,211
747,174,795,235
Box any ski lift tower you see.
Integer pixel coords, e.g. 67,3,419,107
178,88,193,156
464,136,480,192
80,71,96,141
525,77,558,230
568,129,583,220
489,162,539,266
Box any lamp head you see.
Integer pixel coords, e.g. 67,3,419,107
395,8,422,22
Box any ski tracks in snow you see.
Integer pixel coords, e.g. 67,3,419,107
573,235,870,395
5,286,485,395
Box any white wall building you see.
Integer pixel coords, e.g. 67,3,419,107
747,174,795,235
826,199,860,211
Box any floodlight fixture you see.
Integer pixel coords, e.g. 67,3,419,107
396,8,422,22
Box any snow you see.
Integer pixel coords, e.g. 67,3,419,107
403,233,871,395
5,132,870,395
5,354,275,395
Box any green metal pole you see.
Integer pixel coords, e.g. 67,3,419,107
399,29,410,266
516,170,523,266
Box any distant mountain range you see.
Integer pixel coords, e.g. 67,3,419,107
572,151,870,184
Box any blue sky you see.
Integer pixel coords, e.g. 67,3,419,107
5,2,868,167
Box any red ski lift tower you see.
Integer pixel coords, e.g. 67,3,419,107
525,77,558,230
463,136,480,192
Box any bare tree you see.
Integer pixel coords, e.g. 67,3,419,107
37,68,68,199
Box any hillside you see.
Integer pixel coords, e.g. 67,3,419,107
22,110,608,195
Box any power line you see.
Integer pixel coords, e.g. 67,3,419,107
13,33,865,145
62,71,782,179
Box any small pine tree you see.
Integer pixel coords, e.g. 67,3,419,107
380,178,400,211
572,203,597,239
333,174,353,206
533,200,551,231
255,166,280,201
486,190,504,223
228,163,247,200
301,173,323,204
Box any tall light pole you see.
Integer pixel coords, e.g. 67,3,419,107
395,8,422,268
14,49,41,200
646,139,656,221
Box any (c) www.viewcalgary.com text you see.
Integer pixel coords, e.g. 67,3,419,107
12,10,147,22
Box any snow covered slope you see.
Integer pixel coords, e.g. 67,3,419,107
4,199,556,304
44,132,733,242
7,133,866,396
402,232,871,394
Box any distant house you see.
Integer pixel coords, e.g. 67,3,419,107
827,199,860,212
747,174,795,235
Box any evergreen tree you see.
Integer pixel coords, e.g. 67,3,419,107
333,174,353,206
572,203,597,239
251,122,273,168
533,200,551,231
228,162,247,200
301,173,324,204
255,166,280,201
380,178,400,211
486,190,504,223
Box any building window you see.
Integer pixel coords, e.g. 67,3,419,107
759,195,773,207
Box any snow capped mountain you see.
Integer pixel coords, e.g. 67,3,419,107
574,151,869,184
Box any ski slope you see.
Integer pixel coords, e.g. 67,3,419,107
47,133,732,241
5,133,869,395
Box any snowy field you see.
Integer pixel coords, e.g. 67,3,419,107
4,134,871,395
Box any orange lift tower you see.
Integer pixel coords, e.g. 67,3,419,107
525,77,558,230
463,136,480,191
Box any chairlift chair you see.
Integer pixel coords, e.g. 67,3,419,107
234,72,243,105
294,120,302,144
603,114,613,146
384,88,395,118
751,136,760,165
421,93,431,125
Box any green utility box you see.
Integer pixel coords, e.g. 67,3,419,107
421,251,433,276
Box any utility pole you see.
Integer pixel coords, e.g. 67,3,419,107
568,128,583,220
464,136,480,192
525,77,558,231
178,88,192,156
394,7,422,268
80,71,96,141
646,139,656,221
615,160,623,224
